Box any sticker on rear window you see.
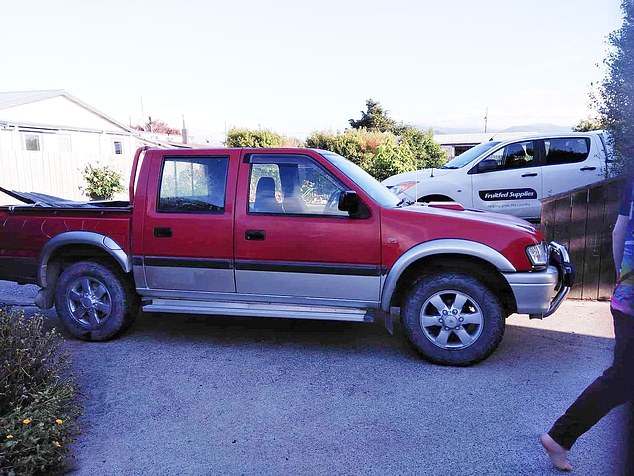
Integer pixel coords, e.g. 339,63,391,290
479,188,537,201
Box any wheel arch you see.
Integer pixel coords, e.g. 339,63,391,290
418,194,455,203
38,231,132,289
381,240,518,315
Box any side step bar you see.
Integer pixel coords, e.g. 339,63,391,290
142,299,374,323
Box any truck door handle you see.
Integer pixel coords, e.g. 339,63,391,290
245,229,266,241
580,166,596,171
521,172,538,177
154,227,172,238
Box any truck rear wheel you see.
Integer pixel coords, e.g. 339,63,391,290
401,272,505,366
54,261,135,341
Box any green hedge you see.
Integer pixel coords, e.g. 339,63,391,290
306,127,446,181
226,126,446,182
0,309,82,475
226,128,286,148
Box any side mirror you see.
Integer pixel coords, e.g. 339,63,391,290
338,190,359,214
477,159,498,173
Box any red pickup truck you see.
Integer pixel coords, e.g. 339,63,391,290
0,147,573,365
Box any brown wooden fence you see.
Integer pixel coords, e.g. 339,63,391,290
541,176,626,300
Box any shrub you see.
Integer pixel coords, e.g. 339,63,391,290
226,128,285,148
306,127,446,181
305,128,392,172
0,309,82,475
82,164,124,200
399,127,446,170
373,140,417,181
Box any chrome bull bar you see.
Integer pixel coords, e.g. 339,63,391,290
541,241,574,318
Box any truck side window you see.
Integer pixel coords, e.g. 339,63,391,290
486,141,536,171
158,156,229,213
544,138,590,165
249,156,348,216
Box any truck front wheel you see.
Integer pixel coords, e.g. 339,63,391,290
54,261,135,341
401,272,505,366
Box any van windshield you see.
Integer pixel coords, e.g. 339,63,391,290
441,141,501,169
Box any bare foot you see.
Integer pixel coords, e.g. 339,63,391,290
540,433,573,471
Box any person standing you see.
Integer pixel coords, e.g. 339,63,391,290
541,180,634,471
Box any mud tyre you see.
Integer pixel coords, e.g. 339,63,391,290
54,261,136,341
401,271,505,366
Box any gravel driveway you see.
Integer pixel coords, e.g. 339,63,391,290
1,281,625,475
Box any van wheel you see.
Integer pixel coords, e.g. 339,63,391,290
401,272,505,366
54,261,135,341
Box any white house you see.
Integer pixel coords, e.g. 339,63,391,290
0,90,184,202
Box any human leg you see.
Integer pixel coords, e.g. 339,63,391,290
542,309,634,469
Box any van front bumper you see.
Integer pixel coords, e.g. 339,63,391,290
503,242,574,318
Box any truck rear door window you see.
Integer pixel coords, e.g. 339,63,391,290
544,138,591,165
158,156,229,213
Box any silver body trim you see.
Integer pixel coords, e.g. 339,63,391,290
145,266,236,293
380,239,516,312
136,288,379,309
38,231,131,287
132,265,147,289
235,270,380,301
503,266,559,314
143,299,374,322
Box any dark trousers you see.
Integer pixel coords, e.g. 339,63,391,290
548,308,634,450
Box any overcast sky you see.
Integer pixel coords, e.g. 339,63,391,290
0,0,623,143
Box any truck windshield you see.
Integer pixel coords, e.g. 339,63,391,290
441,141,501,169
320,151,401,208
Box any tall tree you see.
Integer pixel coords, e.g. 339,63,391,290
595,0,634,174
349,99,397,132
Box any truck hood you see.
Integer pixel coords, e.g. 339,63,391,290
399,202,539,233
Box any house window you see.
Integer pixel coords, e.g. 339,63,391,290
113,141,123,155
23,133,41,151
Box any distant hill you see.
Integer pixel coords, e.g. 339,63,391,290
500,123,571,133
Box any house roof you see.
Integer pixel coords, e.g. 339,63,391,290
0,90,66,110
0,90,191,148
0,89,133,132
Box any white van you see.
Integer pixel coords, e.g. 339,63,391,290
382,131,610,221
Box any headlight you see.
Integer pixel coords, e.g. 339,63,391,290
388,181,419,196
526,242,549,268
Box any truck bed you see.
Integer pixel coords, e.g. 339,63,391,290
0,193,132,285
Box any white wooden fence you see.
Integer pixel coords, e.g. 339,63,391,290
0,151,133,203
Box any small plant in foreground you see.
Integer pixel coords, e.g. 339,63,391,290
0,308,82,475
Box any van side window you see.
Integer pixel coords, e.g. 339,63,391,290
158,156,229,213
544,138,591,165
486,141,536,171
